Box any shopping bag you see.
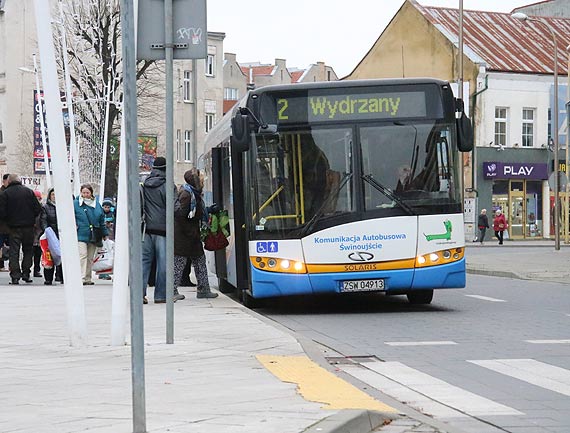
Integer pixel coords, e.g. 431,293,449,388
203,231,229,251
503,230,509,240
45,227,61,266
93,239,114,273
39,234,53,269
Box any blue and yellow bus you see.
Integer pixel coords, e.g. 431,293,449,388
202,78,472,307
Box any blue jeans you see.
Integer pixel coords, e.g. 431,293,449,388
142,233,166,301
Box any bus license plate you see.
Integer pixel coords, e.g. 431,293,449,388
341,279,385,292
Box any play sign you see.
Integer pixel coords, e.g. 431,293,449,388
483,162,548,180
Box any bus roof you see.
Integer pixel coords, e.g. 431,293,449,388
247,78,451,98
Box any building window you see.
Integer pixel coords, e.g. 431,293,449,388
224,88,239,100
522,108,535,147
205,54,215,76
494,107,508,147
183,70,192,102
206,114,215,133
184,130,192,161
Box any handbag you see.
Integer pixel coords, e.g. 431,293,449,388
84,208,104,247
204,231,229,251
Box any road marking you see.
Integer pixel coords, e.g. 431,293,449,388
468,359,570,397
464,294,506,302
385,341,457,346
341,361,522,417
256,354,396,412
526,339,570,344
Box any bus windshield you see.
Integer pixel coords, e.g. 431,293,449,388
251,120,460,236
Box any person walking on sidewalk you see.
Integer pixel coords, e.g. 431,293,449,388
477,208,489,244
173,168,218,299
141,156,179,304
493,209,507,245
74,184,108,285
41,188,63,285
0,174,42,284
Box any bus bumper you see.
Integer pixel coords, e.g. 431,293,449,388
250,258,465,298
411,258,465,289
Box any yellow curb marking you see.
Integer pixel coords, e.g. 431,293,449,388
256,354,396,412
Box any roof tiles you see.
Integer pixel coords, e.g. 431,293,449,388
415,2,570,75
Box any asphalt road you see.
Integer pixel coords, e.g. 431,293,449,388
258,275,570,433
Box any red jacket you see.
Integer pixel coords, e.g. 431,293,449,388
493,214,507,231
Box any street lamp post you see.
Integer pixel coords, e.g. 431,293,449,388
513,12,560,250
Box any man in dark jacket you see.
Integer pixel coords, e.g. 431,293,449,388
141,157,181,303
0,174,42,284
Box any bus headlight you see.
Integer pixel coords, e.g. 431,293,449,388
251,257,307,274
415,248,464,268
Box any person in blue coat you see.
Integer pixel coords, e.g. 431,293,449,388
74,184,108,285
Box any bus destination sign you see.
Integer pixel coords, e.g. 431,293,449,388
267,91,428,124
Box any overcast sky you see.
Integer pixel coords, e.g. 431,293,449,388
207,0,535,77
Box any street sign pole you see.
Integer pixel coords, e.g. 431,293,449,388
137,0,207,344
165,0,175,344
120,0,147,431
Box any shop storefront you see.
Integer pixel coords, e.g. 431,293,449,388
483,161,548,240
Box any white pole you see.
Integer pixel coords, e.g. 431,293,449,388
58,0,81,197
110,116,129,346
33,54,52,189
99,81,112,203
110,0,138,346
34,0,87,346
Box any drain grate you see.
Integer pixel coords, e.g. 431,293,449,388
326,355,383,365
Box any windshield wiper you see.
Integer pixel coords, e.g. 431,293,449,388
300,172,353,237
361,174,416,216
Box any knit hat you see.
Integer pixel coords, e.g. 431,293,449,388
153,157,166,171
34,190,42,199
102,197,114,207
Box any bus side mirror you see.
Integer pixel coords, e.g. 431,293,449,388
456,112,473,152
231,114,250,152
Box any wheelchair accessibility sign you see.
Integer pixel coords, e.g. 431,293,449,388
256,242,278,253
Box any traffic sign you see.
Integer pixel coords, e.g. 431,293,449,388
137,0,207,61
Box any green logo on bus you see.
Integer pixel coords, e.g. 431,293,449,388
424,220,452,241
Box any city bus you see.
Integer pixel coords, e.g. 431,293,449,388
201,78,473,307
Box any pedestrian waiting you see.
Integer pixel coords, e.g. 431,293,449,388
0,174,42,284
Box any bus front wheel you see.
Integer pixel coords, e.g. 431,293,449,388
407,290,434,305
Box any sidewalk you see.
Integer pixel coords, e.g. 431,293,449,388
465,239,570,284
0,275,405,433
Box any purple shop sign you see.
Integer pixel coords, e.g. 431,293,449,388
483,162,548,180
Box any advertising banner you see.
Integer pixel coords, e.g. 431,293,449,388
483,161,548,180
33,90,50,174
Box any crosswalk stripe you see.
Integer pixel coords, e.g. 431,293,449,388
468,359,570,397
340,361,522,417
465,294,506,302
526,339,570,344
384,341,457,346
